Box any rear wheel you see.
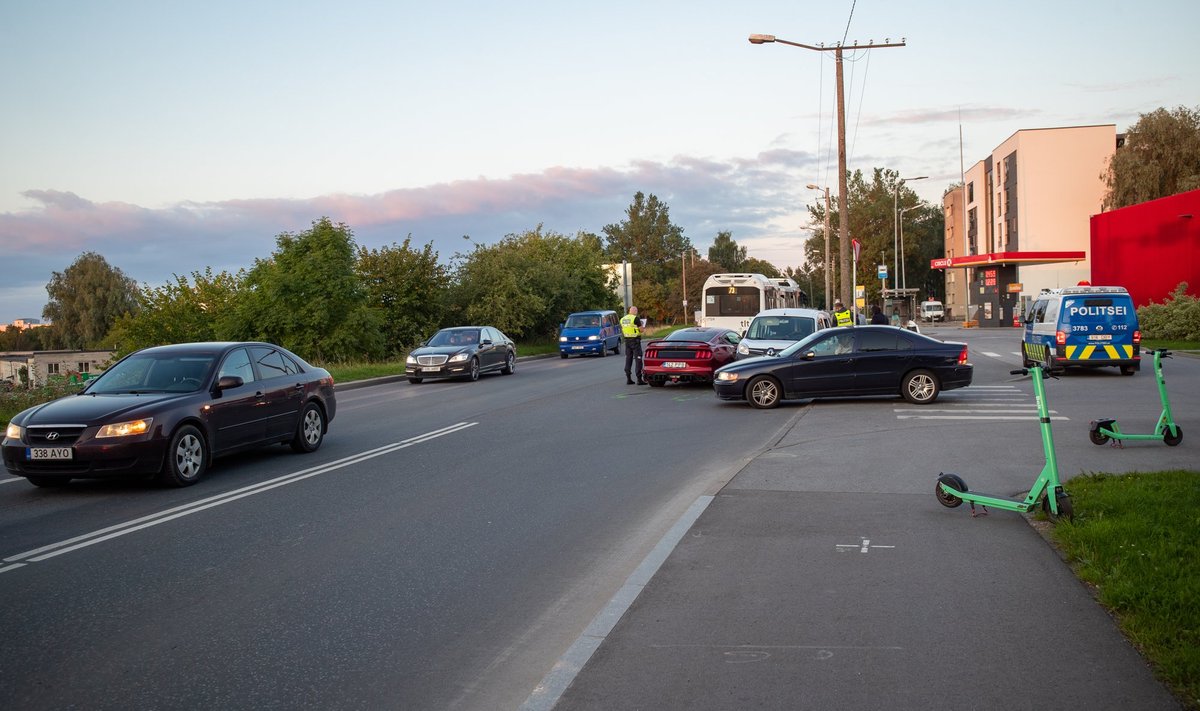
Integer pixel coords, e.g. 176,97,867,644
648,379,665,388
1089,428,1109,446
158,424,207,487
1120,364,1136,376
936,474,966,508
290,403,325,453
747,376,781,409
1164,425,1183,446
902,370,940,404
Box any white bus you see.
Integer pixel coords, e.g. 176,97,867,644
771,277,808,309
699,273,780,332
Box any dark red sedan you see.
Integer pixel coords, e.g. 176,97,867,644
643,327,741,387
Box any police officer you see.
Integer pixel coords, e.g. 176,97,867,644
832,299,854,327
620,306,645,385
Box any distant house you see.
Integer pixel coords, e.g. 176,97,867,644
0,349,115,387
0,318,49,333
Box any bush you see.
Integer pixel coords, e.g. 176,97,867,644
1137,282,1200,340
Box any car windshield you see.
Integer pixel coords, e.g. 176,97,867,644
565,315,601,328
746,316,816,341
86,353,216,394
665,329,712,342
428,329,480,347
776,329,831,358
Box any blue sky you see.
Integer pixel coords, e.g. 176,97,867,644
3,0,1198,324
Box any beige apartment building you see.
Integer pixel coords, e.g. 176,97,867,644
939,124,1115,327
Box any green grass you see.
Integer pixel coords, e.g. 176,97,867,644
1142,339,1200,353
1052,470,1200,709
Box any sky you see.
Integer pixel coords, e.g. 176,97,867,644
3,0,1198,324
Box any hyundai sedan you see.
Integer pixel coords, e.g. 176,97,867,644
713,326,972,409
2,342,336,487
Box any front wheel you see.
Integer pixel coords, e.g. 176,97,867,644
1164,425,1183,447
902,370,940,404
467,358,480,382
408,377,423,384
598,343,607,357
501,350,516,375
936,474,967,508
158,424,207,487
1043,491,1074,522
747,376,781,409
290,403,325,453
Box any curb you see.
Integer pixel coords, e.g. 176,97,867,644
335,352,559,392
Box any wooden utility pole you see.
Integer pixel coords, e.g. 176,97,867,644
749,35,906,308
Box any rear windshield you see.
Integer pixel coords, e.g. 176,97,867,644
746,316,816,341
1060,297,1134,324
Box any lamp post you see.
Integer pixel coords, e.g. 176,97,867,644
806,183,832,308
892,175,926,300
750,33,905,307
899,204,922,318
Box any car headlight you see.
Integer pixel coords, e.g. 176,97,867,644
5,423,21,440
406,354,417,364
716,371,739,382
587,335,599,341
96,418,153,439
449,352,469,363
559,336,567,342
737,343,749,355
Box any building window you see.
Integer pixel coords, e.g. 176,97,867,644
967,182,974,203
47,363,60,375
78,362,90,373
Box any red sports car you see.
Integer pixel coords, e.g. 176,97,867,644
642,327,741,387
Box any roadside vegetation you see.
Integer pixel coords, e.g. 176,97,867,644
1051,470,1200,709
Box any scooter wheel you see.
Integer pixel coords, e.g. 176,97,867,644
1089,429,1109,446
936,474,967,508
1043,491,1074,523
1164,425,1183,447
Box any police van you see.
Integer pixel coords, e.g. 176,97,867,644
1021,286,1140,375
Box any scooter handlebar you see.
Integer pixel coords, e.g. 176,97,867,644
1010,368,1052,379
1155,348,1172,358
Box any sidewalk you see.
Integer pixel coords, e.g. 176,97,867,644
540,408,1180,710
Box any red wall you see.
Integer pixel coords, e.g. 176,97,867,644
1090,189,1200,307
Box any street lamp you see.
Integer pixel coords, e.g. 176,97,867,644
806,183,832,308
751,33,906,307
893,175,927,297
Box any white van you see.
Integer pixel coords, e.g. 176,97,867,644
736,308,832,360
920,300,945,322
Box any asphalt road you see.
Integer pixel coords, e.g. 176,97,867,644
2,330,1195,710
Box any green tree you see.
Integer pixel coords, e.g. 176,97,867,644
106,268,246,354
357,237,447,355
42,252,138,349
602,192,688,322
1103,106,1200,210
707,231,747,271
742,257,781,279
447,226,616,338
229,217,384,361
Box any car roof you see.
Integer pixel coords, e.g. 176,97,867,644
751,308,826,317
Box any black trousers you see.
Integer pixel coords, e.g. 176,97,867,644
624,338,643,380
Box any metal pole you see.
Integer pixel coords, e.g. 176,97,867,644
835,46,850,307
824,187,832,308
893,186,899,302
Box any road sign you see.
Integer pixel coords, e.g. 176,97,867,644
852,238,861,261
878,264,888,279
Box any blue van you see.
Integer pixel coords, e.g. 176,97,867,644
1021,286,1140,375
559,310,621,358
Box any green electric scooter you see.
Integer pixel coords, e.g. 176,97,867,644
1089,349,1183,447
936,365,1073,521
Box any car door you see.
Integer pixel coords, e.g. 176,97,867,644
784,331,857,397
854,329,911,393
207,347,266,452
249,346,305,440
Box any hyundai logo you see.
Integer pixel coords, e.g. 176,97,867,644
45,432,60,441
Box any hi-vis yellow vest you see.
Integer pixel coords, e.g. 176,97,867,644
620,314,641,338
834,308,853,327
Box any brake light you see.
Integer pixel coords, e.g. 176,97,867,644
1133,330,1141,345
697,349,712,360
1055,330,1066,346
957,346,968,365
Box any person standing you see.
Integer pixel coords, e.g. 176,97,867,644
620,306,645,385
870,304,888,325
832,299,853,327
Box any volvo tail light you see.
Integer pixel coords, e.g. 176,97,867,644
1055,330,1067,346
957,346,969,365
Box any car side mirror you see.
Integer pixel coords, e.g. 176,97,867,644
216,375,244,391
803,351,816,361
481,338,493,346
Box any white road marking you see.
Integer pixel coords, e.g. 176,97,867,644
981,351,1003,358
835,538,895,554
0,422,478,574
897,415,1069,420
